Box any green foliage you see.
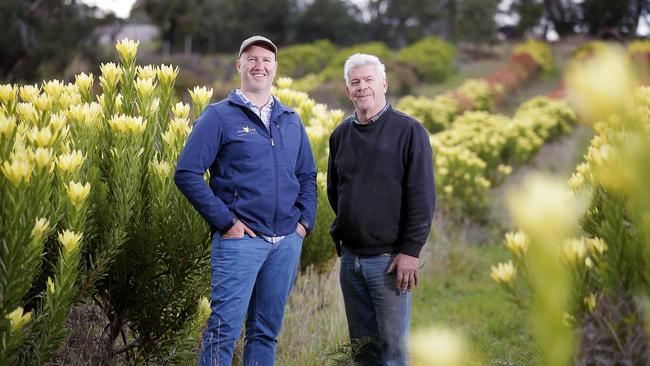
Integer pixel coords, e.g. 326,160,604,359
278,40,337,79
513,39,555,73
0,40,211,364
322,42,393,82
396,37,456,82
395,94,459,133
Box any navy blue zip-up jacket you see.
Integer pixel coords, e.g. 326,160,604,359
174,91,317,238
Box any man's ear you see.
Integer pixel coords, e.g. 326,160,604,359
383,77,388,93
235,58,241,72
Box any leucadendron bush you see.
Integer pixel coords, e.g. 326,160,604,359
493,45,650,365
0,39,210,364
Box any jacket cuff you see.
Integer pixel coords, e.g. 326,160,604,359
220,215,238,234
299,217,311,236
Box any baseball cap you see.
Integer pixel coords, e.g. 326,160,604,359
238,35,278,58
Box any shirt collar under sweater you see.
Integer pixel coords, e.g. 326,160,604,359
352,103,390,125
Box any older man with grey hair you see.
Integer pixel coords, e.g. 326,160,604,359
327,53,436,365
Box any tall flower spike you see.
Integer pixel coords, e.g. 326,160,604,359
66,181,91,208
1,159,33,187
115,38,139,63
58,229,83,254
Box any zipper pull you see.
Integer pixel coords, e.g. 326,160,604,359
271,138,275,147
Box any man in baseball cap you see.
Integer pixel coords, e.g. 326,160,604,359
175,34,316,366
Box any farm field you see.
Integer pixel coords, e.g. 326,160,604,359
1,34,649,366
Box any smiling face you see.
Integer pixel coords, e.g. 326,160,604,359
236,44,277,95
346,64,388,121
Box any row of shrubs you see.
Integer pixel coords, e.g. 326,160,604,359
491,44,650,365
396,39,554,134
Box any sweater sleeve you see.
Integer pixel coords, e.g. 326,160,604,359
399,122,436,257
326,130,339,215
173,106,237,232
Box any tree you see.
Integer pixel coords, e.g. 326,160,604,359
454,0,501,44
292,0,367,46
581,0,650,38
0,0,105,82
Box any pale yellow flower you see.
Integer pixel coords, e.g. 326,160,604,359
115,38,139,61
43,80,64,98
410,327,468,366
189,86,213,108
507,173,587,243
0,84,18,106
47,276,56,295
504,230,528,257
172,102,190,119
568,172,585,191
276,77,293,89
58,229,83,253
157,64,179,85
490,260,516,285
1,159,33,187
562,237,587,264
586,237,607,255
32,217,50,239
566,46,637,123
443,185,453,194
49,113,67,133
99,62,123,89
75,72,94,94
7,307,32,332
198,296,211,319
135,77,156,100
66,180,91,207
498,164,512,176
584,293,597,312
0,115,16,137
30,147,53,170
56,150,85,174
151,160,171,179
585,257,594,269
19,84,40,103
28,127,54,147
108,114,146,134
17,102,39,125
136,65,158,81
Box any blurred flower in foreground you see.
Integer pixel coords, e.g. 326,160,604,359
410,327,471,366
508,173,587,244
566,46,637,123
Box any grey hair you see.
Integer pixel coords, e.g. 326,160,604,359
343,53,387,85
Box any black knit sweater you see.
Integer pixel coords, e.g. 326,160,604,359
327,105,436,258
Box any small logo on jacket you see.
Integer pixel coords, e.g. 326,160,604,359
237,125,258,136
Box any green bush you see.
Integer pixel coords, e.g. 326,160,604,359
396,36,456,82
321,41,393,82
278,40,336,79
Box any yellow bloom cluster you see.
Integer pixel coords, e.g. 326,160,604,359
58,229,82,254
504,230,528,257
490,260,516,285
6,307,32,332
66,180,91,208
108,114,146,134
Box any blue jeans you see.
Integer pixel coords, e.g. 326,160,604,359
199,232,303,366
339,247,411,366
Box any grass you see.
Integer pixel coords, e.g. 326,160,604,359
412,220,538,366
